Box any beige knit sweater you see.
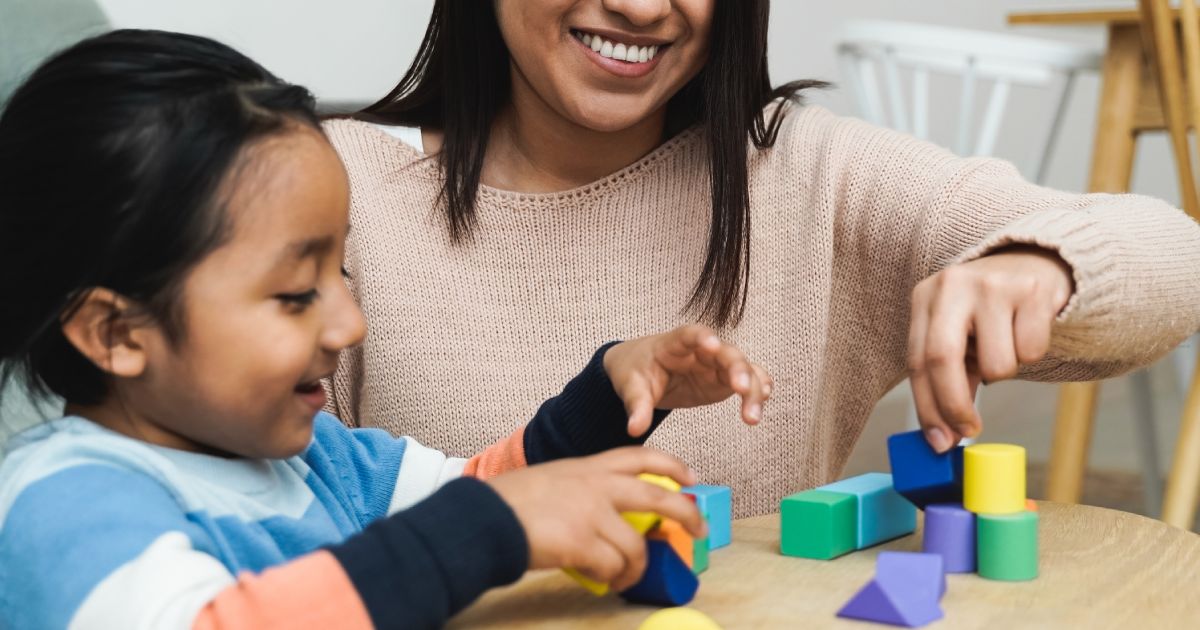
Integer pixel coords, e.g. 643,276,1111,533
323,104,1200,517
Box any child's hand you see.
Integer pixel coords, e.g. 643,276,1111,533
486,447,705,591
603,324,773,437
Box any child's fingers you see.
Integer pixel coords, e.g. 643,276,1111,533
740,367,766,425
753,364,774,399
573,536,627,585
611,476,706,540
619,379,657,437
597,512,649,592
662,324,721,358
594,447,696,486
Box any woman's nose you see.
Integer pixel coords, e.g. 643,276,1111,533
601,0,672,27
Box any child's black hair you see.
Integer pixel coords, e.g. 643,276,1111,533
0,29,321,406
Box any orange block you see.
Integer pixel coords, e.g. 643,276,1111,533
1025,499,1039,512
647,518,694,569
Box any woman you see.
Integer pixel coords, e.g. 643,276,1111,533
323,0,1200,516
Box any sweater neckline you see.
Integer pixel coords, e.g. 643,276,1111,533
360,121,703,205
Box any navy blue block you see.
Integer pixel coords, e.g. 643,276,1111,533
887,430,964,509
619,539,699,606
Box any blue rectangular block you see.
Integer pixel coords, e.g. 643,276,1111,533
683,485,731,549
887,430,964,509
819,473,916,548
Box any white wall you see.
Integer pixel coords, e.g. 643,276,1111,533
95,0,1175,201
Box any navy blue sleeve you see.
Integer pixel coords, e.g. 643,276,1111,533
327,477,527,630
522,341,670,465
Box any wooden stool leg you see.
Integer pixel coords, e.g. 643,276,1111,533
1046,382,1100,502
1162,366,1200,529
1045,23,1143,505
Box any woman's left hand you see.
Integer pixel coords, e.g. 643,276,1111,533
603,324,774,437
908,246,1074,452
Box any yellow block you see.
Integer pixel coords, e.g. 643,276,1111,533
638,607,723,630
566,473,683,595
964,443,1026,514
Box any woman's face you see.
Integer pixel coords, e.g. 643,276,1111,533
494,0,715,133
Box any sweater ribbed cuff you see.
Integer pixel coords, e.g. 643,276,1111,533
951,204,1200,362
328,477,528,629
523,342,669,465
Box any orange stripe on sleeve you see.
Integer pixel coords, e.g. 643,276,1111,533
192,550,372,630
462,425,528,479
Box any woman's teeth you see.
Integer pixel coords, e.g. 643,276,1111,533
573,30,660,64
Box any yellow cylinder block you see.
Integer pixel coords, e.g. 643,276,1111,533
964,443,1026,514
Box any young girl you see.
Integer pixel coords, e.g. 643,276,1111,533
0,30,772,629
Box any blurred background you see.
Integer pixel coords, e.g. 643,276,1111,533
4,1,1194,525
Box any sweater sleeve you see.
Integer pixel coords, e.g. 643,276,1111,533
462,342,670,478
807,107,1200,383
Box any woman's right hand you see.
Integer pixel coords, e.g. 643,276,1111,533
486,446,706,591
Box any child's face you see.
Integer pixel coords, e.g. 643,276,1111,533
134,127,365,458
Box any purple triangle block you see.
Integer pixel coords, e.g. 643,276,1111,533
837,579,943,628
877,551,946,600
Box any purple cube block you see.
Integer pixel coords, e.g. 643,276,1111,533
923,503,976,573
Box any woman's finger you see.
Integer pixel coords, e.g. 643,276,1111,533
924,281,980,438
1013,291,1056,365
972,292,1020,383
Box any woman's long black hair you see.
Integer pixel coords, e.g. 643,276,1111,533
0,29,320,405
358,1,825,327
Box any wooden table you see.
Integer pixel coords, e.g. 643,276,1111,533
450,502,1200,628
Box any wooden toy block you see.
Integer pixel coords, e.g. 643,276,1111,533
780,489,857,560
977,510,1038,581
887,430,965,508
692,527,709,574
963,443,1026,515
922,503,976,573
682,485,732,549
638,607,723,630
626,473,682,534
837,552,944,627
819,472,917,548
877,551,946,600
620,539,700,606
648,519,695,570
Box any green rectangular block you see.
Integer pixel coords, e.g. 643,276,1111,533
781,489,857,560
693,511,709,574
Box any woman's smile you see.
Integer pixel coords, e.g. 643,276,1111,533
570,27,670,78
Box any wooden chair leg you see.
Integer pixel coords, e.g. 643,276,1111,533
1162,367,1200,529
1045,382,1100,503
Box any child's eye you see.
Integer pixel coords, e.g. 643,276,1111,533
277,289,319,309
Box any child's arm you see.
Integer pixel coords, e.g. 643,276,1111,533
466,324,773,478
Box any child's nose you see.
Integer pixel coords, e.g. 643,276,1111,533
323,295,367,351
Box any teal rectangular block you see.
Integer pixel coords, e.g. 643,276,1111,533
819,472,916,549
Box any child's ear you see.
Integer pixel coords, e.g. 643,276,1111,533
60,288,152,378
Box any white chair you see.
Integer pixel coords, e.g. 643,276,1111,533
836,21,1171,512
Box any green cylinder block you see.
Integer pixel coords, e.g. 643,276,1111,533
977,510,1039,581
